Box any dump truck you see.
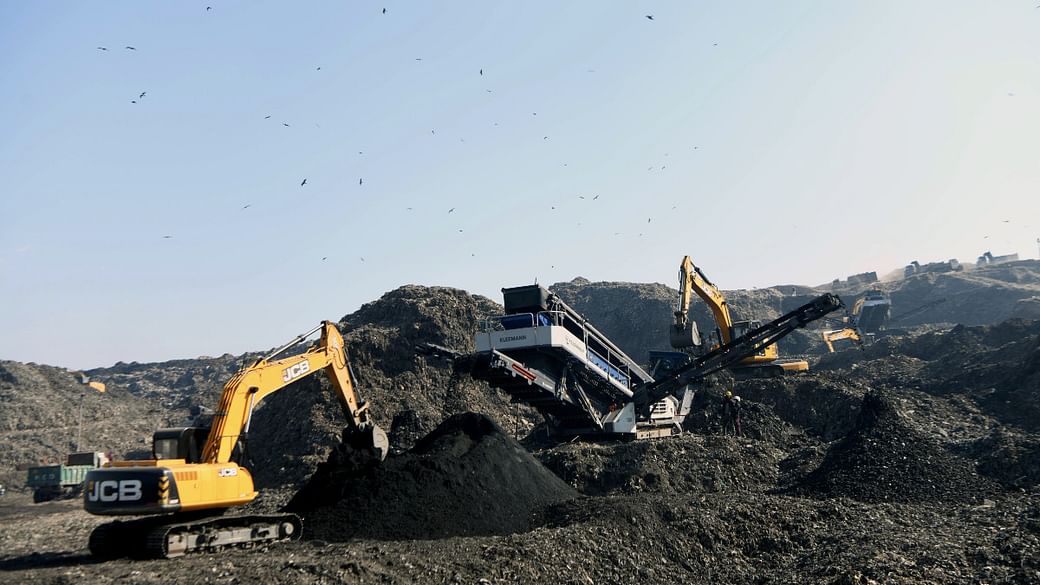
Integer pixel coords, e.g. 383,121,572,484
27,451,110,503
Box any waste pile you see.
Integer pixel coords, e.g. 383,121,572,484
288,413,577,541
788,390,998,503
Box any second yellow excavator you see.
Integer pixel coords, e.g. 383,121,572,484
83,320,388,558
671,256,809,376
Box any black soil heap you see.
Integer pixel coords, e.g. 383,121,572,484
287,412,577,541
790,391,997,504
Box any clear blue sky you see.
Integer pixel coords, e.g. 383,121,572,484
2,1,1039,369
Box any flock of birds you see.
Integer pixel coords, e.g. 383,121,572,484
97,6,700,259
95,6,1027,265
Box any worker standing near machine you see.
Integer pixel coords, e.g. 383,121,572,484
722,390,742,436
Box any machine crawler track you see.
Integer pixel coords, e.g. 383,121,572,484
89,513,302,559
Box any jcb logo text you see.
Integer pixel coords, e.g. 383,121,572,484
282,360,310,382
87,480,143,502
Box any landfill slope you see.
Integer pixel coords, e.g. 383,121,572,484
0,361,158,490
287,413,577,540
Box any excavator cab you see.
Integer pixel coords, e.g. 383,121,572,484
152,428,211,463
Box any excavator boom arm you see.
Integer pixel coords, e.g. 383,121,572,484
201,321,373,464
677,256,735,344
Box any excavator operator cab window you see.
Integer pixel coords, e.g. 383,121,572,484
731,320,761,340
152,427,211,463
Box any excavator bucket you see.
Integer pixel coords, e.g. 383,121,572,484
669,322,701,349
337,424,390,467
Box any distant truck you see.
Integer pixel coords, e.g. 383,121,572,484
26,451,110,503
904,259,962,278
976,251,1019,267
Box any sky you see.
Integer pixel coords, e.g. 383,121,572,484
2,1,1039,369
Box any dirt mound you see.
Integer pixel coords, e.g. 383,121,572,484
789,391,997,504
287,413,577,541
972,429,1040,489
733,373,870,441
536,433,784,496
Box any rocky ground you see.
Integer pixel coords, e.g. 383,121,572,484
3,267,1040,583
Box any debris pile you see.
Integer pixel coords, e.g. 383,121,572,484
536,432,784,496
789,391,997,503
288,413,577,541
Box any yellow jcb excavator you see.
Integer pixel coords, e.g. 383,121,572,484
84,320,388,559
671,256,809,376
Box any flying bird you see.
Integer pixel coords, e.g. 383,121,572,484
648,217,651,223
96,46,107,51
300,178,307,186
448,208,455,213
242,204,251,209
458,229,463,233
578,195,585,199
592,195,599,200
264,115,271,119
479,68,483,76
415,58,423,61
162,235,172,239
206,6,212,11
131,100,137,104
359,178,363,185
645,14,654,20
125,46,136,50
382,7,387,13
316,66,321,71
322,257,327,261
139,92,146,99
282,123,290,127
360,257,365,262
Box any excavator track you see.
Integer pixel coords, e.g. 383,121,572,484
89,513,302,559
